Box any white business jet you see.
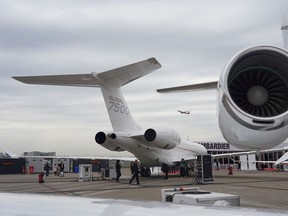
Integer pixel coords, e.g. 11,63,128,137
13,58,207,176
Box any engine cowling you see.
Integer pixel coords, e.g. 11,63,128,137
219,45,288,149
95,131,124,152
144,128,180,149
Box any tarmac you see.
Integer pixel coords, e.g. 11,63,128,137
0,169,287,211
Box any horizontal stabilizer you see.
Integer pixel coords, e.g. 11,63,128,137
157,81,218,93
13,58,161,88
13,74,100,87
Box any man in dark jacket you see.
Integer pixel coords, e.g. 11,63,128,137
129,159,140,185
115,160,121,182
44,162,50,177
161,163,169,180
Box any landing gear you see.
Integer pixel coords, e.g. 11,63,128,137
140,167,151,177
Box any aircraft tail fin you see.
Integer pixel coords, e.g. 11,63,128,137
13,58,161,132
98,58,161,131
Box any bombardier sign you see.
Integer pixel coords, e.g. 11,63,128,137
202,142,230,150
198,142,243,151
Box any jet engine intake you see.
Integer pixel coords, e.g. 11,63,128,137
144,128,180,149
226,46,288,118
219,46,288,149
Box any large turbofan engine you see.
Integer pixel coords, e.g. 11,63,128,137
219,45,288,149
144,128,181,149
95,131,124,151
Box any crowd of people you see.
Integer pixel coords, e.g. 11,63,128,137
112,158,196,184
43,161,65,177
43,159,197,184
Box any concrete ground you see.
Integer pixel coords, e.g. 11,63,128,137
0,169,287,211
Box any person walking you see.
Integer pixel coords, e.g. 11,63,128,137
59,162,64,177
59,162,64,172
228,165,233,175
115,160,121,182
129,159,140,185
161,163,169,180
130,161,133,174
180,158,186,177
44,162,50,177
54,164,60,176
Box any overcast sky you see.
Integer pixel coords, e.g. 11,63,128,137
1,0,288,157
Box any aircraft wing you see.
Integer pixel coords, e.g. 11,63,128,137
2,192,288,216
249,160,288,164
21,155,136,162
157,81,218,93
276,151,288,165
212,151,257,158
213,148,288,165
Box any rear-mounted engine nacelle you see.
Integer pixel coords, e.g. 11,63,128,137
95,131,106,144
144,128,180,149
95,131,123,152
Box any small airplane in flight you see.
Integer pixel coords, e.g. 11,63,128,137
177,110,190,114
13,58,207,176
